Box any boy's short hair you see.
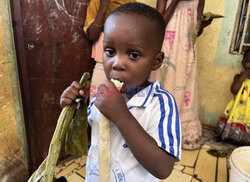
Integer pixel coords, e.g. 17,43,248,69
109,2,166,50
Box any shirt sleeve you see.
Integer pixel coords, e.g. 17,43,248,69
87,96,97,126
83,0,100,34
147,92,182,160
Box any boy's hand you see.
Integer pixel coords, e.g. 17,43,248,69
197,18,213,36
200,18,213,28
60,81,85,108
94,80,128,123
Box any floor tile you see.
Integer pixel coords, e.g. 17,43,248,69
183,166,194,176
56,163,66,172
66,173,85,182
176,149,199,167
53,127,233,182
75,165,86,178
194,148,217,182
79,156,87,166
191,177,200,182
174,164,184,171
75,155,86,165
161,169,192,182
56,163,79,178
217,157,227,182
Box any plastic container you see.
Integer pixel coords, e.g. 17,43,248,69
229,146,250,182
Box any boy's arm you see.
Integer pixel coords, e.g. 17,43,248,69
156,0,167,14
160,0,180,25
230,71,250,94
95,81,178,179
84,0,110,42
196,0,213,36
114,112,177,179
197,0,205,24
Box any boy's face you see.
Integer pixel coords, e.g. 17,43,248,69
103,13,163,87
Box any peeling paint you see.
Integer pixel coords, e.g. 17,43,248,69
72,32,80,43
54,0,88,20
42,92,57,109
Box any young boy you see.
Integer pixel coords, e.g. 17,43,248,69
84,0,135,100
60,2,181,181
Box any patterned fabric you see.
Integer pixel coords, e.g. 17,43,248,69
215,79,250,145
150,0,202,149
86,81,181,181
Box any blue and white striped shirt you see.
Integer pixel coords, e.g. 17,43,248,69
86,81,181,182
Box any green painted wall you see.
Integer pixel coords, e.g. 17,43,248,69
214,0,242,68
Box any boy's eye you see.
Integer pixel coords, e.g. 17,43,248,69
129,52,141,60
105,48,115,57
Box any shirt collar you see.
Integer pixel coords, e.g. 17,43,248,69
126,81,160,107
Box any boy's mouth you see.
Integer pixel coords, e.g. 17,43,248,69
110,76,125,84
111,78,124,91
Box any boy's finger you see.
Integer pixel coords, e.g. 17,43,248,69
71,81,81,89
103,79,113,87
67,90,80,100
79,90,85,96
60,97,73,107
105,79,119,90
66,86,81,96
61,89,78,101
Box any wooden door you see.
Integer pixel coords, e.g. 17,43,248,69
10,0,94,173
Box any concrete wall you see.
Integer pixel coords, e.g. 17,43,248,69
197,0,242,127
141,0,243,127
0,1,19,163
0,0,28,181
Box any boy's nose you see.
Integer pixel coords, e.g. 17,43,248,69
112,56,125,71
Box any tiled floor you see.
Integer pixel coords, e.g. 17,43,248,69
55,125,237,182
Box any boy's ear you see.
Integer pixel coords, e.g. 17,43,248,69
152,52,164,71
